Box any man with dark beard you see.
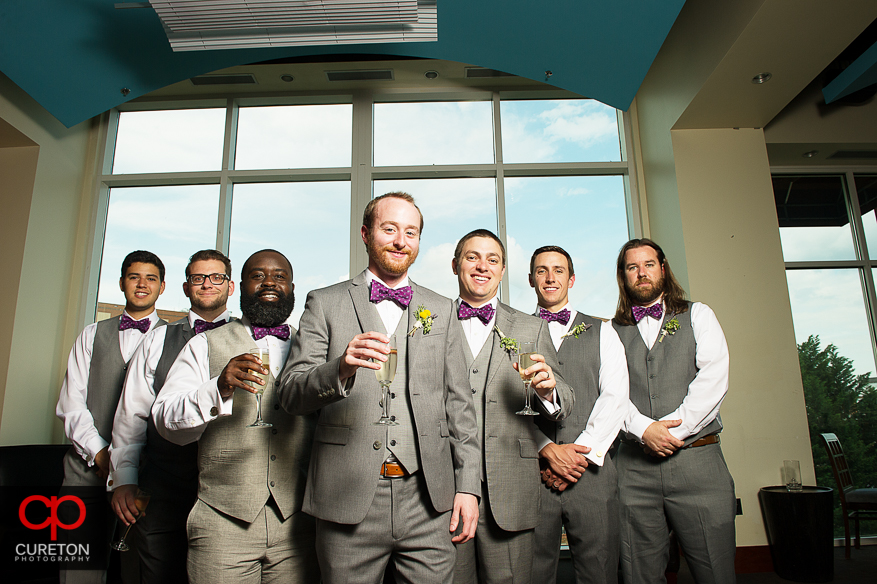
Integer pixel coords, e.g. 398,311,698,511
277,192,479,584
152,249,319,584
611,239,736,584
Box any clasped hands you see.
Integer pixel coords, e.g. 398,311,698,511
539,442,591,492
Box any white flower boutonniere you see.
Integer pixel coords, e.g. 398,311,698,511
408,305,434,336
561,322,592,339
494,325,519,355
658,316,680,343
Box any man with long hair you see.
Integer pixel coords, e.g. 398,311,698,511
611,238,736,584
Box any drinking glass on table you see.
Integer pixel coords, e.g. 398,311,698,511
111,489,150,551
247,347,272,428
373,335,398,426
516,341,539,416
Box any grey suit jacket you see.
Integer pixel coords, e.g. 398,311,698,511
466,301,574,532
278,271,480,525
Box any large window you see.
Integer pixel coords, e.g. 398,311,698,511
92,90,634,327
774,171,877,537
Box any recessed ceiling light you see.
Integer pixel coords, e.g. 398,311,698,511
752,72,772,84
802,150,818,158
280,74,294,82
424,70,438,79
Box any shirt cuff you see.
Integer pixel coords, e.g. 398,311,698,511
626,413,654,443
573,433,606,467
83,437,109,467
111,467,138,488
537,389,559,413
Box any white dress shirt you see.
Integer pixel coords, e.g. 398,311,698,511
151,316,292,446
364,269,409,335
623,298,730,442
109,310,230,488
56,310,161,467
535,303,629,466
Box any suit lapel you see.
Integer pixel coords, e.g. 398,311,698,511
349,271,385,335
485,303,513,387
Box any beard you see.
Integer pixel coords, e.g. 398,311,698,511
626,274,664,306
240,289,295,327
190,290,229,314
367,235,418,277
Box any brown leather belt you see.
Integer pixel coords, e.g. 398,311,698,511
684,434,720,449
380,462,407,478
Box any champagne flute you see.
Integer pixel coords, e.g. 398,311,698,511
247,347,273,428
111,489,151,551
516,341,539,415
374,335,399,426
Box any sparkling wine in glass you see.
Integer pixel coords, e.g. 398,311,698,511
374,335,398,426
516,341,539,415
247,347,272,428
111,489,151,551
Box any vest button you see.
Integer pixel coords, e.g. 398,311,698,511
374,441,382,450
649,374,656,379
271,455,276,461
274,404,280,410
471,388,476,394
272,429,278,435
558,361,563,366
647,356,654,361
472,368,479,374
391,393,396,399
391,416,396,422
651,394,658,399
390,440,397,446
270,481,275,487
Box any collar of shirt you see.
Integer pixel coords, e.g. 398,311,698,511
241,316,293,378
635,296,665,349
457,295,499,357
187,309,231,328
365,270,410,335
537,302,578,352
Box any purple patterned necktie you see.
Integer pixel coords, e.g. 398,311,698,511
539,308,570,326
458,301,495,325
252,324,291,341
194,319,228,335
119,314,150,334
369,280,413,308
632,303,663,323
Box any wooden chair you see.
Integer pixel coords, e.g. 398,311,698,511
819,433,877,558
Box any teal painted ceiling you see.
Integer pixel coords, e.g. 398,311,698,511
0,0,687,128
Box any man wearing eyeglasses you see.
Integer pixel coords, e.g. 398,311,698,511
109,250,234,584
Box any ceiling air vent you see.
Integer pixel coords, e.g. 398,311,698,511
191,74,257,86
326,70,394,81
828,150,877,160
465,67,514,78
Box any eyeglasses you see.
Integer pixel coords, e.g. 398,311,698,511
187,273,230,286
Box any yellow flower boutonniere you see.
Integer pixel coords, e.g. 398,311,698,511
408,305,434,336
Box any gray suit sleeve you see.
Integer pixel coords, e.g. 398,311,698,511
277,290,347,415
443,307,481,497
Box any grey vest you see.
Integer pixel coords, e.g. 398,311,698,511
612,304,722,446
383,313,420,473
536,314,601,445
465,327,495,481
201,321,315,523
142,317,198,488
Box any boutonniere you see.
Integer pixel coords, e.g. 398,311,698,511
658,315,680,343
494,325,519,355
561,322,592,339
408,304,434,336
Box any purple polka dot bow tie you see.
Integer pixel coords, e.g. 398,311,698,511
539,308,570,326
119,314,150,334
369,281,413,308
458,301,495,325
252,324,291,341
632,303,663,323
194,319,228,335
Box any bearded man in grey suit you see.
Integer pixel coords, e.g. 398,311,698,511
153,250,319,584
277,192,480,584
449,230,574,584
528,246,629,584
612,238,735,584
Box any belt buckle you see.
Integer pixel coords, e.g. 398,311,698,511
380,462,405,478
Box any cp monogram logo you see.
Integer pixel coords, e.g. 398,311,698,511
19,495,86,541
